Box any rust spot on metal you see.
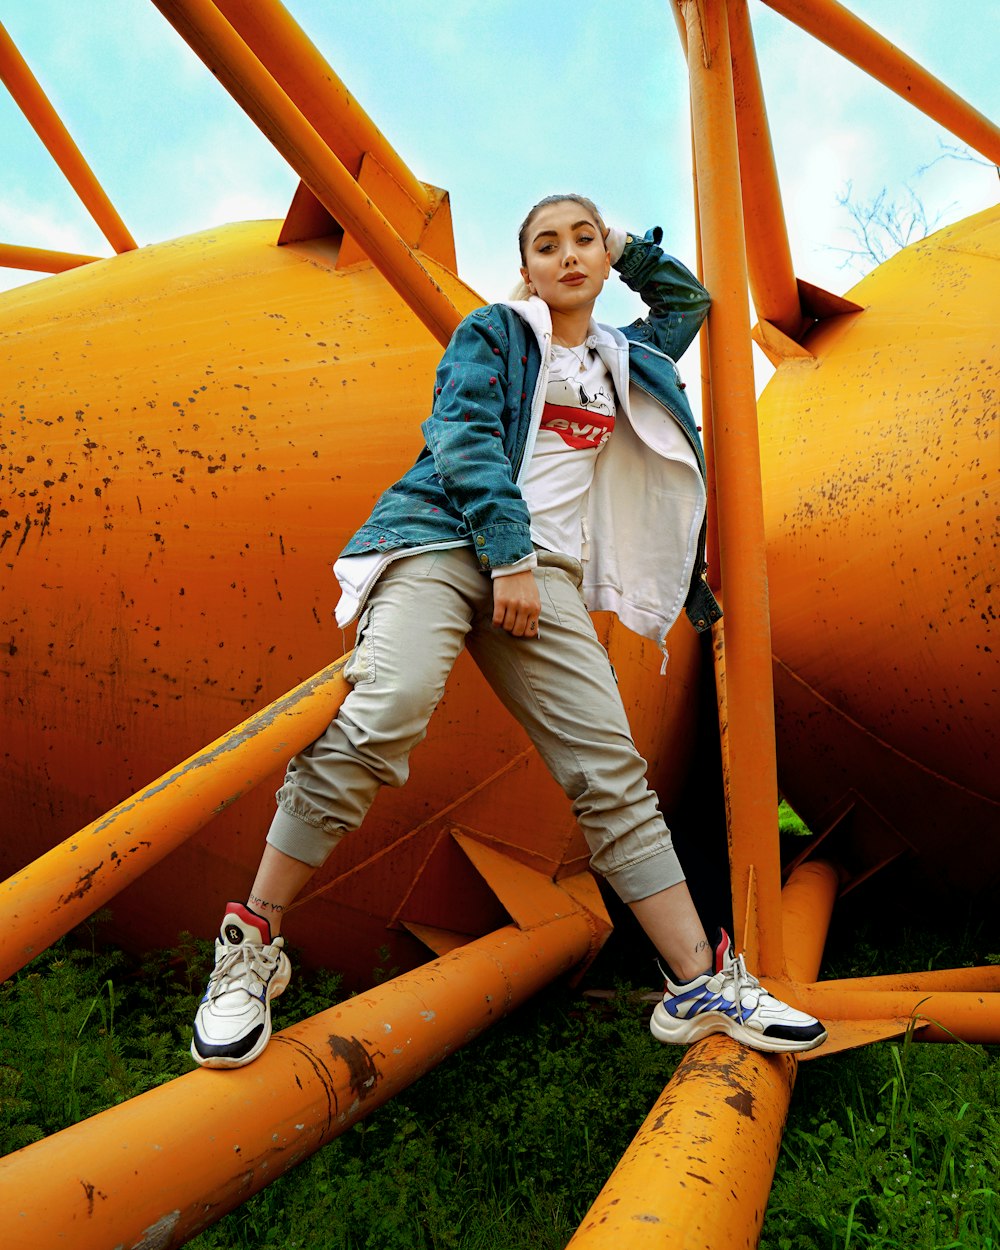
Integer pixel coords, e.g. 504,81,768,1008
328,1034,381,1101
60,861,104,904
724,1088,755,1119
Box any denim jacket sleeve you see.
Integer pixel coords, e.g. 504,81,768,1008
615,226,711,361
419,308,534,571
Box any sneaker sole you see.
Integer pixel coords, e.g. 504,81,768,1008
191,956,292,1070
650,1002,827,1054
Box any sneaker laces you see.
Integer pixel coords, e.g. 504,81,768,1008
207,941,280,1001
725,951,770,1013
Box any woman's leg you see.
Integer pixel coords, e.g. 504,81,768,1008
629,884,712,981
245,844,318,937
192,549,490,1068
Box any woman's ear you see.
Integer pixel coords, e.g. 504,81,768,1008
520,265,534,294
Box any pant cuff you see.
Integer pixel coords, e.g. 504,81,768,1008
601,845,686,904
266,805,335,868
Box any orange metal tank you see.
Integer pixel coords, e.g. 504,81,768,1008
0,222,703,981
759,204,999,892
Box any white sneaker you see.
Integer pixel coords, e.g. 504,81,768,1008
650,929,827,1054
191,903,291,1068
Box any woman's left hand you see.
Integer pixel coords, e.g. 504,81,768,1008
492,570,542,639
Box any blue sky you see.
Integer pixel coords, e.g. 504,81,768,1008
1,0,997,338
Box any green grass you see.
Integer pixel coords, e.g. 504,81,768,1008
1,907,997,1250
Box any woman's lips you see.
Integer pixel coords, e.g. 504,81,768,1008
560,273,587,285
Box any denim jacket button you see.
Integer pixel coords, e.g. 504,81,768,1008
479,553,490,567
476,535,486,546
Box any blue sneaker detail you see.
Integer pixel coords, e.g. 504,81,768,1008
650,929,827,1054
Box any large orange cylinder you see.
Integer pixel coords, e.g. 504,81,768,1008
0,223,703,981
758,205,999,892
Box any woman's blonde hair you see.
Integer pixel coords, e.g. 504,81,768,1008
510,193,606,301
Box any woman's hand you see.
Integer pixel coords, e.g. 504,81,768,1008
492,570,542,638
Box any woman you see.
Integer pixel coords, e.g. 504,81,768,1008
191,195,827,1067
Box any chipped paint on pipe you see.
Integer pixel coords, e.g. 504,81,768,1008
0,658,351,981
567,1037,798,1248
0,911,593,1250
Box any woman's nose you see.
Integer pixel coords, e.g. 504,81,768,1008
561,245,578,267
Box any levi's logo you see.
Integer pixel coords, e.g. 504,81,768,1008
540,402,614,450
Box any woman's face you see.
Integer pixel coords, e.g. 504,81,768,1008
519,200,610,316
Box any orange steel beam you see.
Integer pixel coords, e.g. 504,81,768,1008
0,20,136,254
726,0,807,340
0,242,101,273
682,0,785,975
150,0,462,347
213,0,432,212
760,0,1000,165
0,658,351,981
0,909,594,1250
567,856,837,1246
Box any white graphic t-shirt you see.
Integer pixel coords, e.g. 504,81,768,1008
519,342,616,561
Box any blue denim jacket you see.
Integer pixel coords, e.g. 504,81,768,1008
341,228,722,635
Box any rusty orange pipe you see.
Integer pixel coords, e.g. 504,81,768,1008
761,0,1000,165
791,987,1000,1045
213,0,432,213
781,859,839,982
0,658,351,981
0,20,136,254
567,839,835,1245
567,1036,796,1247
727,0,807,340
0,910,593,1250
150,0,461,346
683,0,785,975
0,243,101,273
814,966,1000,994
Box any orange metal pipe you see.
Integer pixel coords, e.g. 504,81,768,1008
792,988,1000,1045
0,20,136,254
567,1037,797,1248
780,859,839,982
726,0,807,339
760,0,1000,165
0,912,593,1250
815,966,1000,994
151,0,462,347
0,658,351,981
213,0,432,212
684,0,785,975
567,846,835,1245
0,242,101,273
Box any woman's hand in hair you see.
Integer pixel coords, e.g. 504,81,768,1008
492,570,542,639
